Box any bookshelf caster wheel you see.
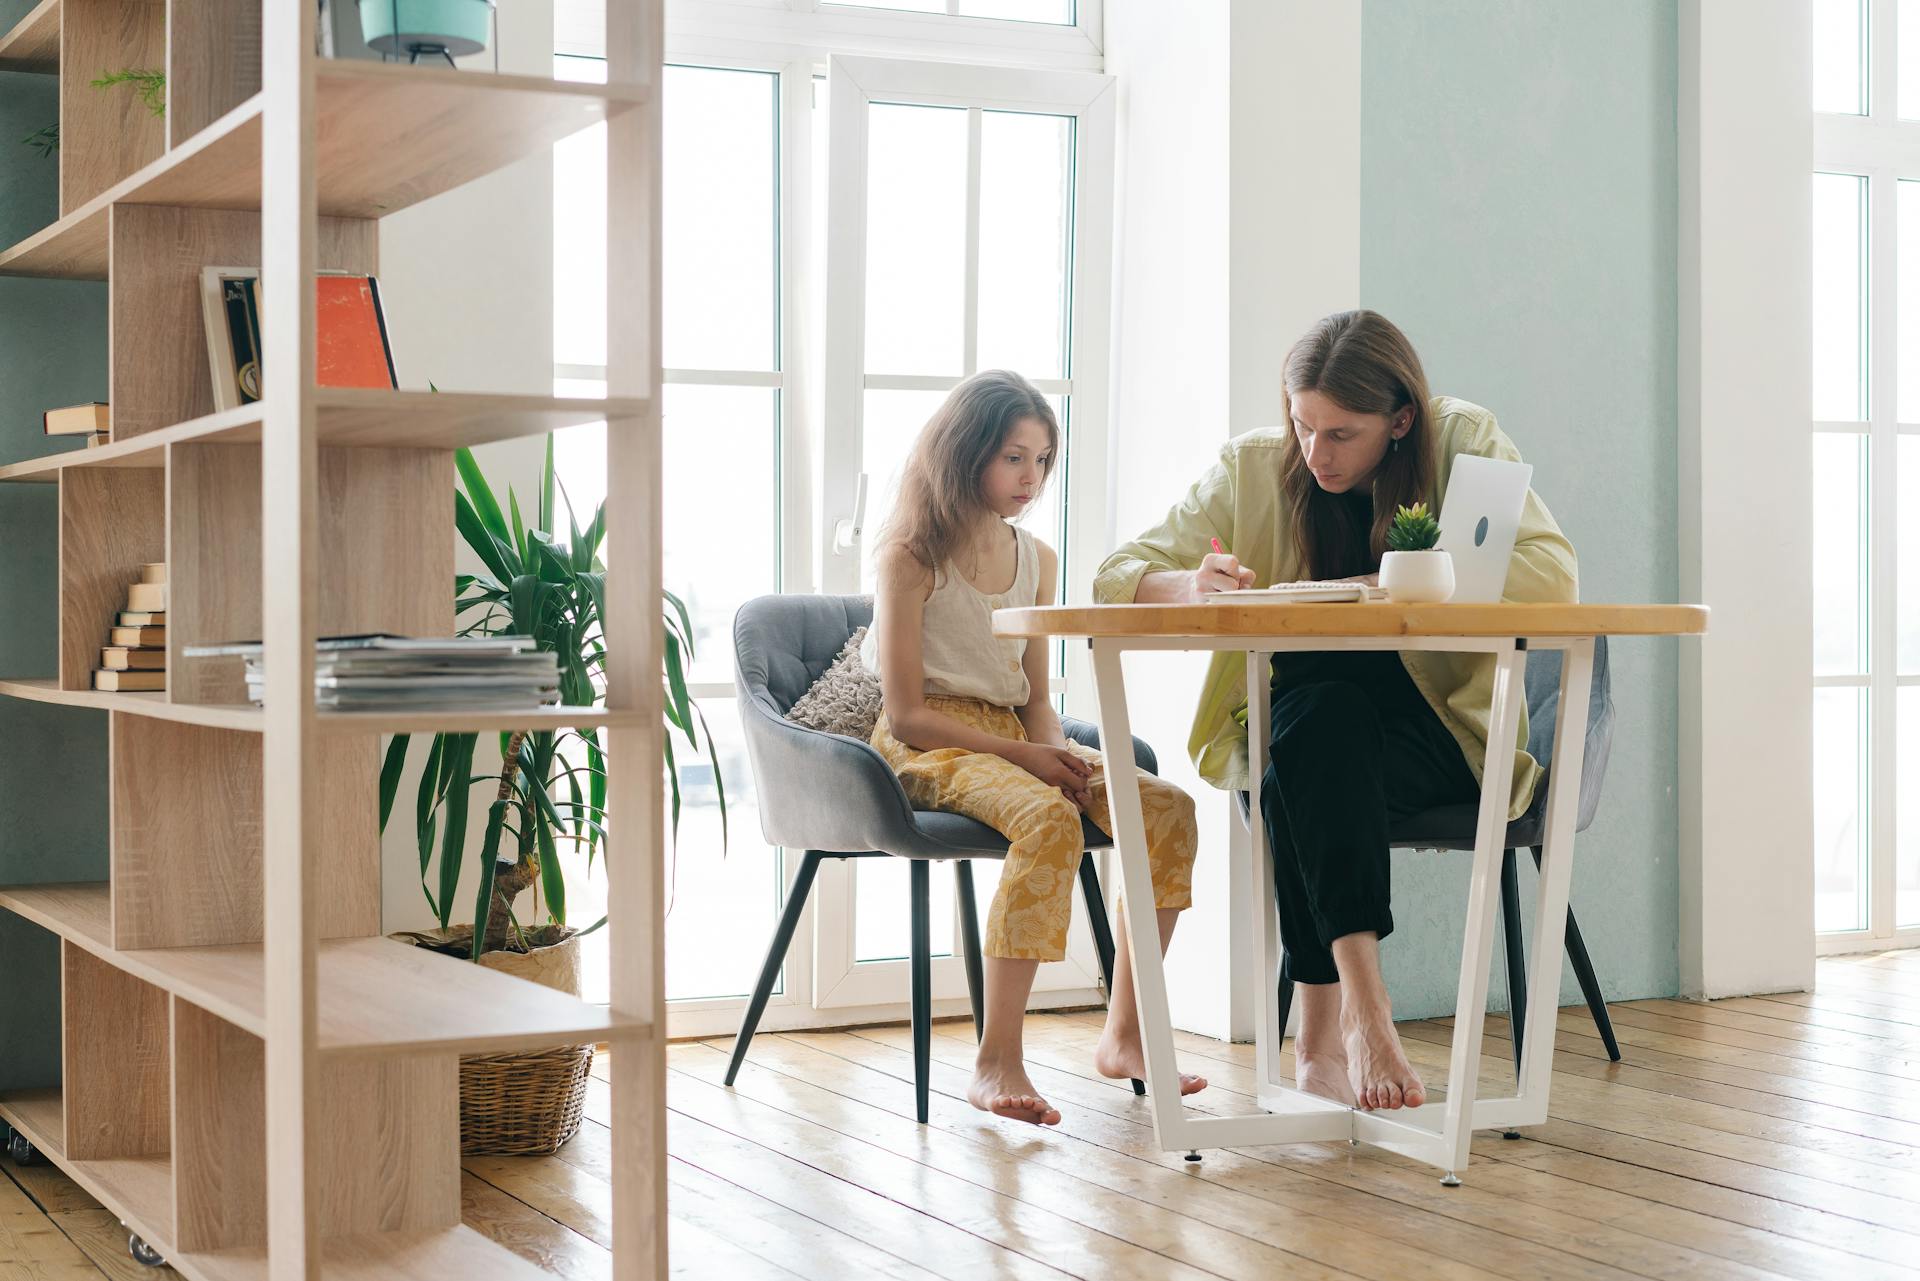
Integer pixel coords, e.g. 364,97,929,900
8,1131,41,1166
128,1233,166,1268
1183,1150,1202,1163
1439,1172,1462,1188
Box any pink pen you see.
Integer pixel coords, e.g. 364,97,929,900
1211,537,1227,556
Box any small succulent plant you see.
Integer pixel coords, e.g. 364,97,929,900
1386,501,1441,553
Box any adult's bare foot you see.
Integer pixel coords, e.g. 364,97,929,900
968,1056,1062,1126
1340,996,1426,1110
1294,1050,1359,1108
1093,1025,1208,1097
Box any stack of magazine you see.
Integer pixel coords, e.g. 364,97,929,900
182,634,561,711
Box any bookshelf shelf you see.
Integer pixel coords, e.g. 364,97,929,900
0,60,648,281
0,0,57,71
0,391,651,484
0,884,646,1057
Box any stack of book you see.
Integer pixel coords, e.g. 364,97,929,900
94,563,166,691
182,635,561,711
44,401,109,449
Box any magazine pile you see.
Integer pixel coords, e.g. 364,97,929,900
181,634,560,711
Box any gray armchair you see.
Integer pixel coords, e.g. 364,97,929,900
731,594,1163,1121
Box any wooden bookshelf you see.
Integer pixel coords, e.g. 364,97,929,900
0,1,667,1277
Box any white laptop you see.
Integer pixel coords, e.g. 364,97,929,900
1433,455,1533,603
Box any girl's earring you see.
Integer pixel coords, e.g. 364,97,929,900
1391,437,1400,454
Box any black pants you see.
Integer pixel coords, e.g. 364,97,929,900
1259,649,1479,984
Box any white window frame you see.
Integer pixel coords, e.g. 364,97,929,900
1813,0,1920,955
556,1,1113,1036
810,51,1115,1009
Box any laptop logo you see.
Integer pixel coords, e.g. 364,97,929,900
1475,516,1489,547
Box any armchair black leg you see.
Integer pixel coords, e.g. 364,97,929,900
1529,847,1622,1062
910,858,934,1123
1500,848,1527,1078
726,851,824,1086
1077,855,1144,1096
955,861,986,1041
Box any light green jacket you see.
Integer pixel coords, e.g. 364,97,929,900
1092,397,1577,820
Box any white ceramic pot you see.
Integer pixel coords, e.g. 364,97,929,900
1379,550,1455,603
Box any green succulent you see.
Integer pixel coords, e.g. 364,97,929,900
1386,501,1441,553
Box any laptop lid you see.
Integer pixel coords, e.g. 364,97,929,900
1433,455,1534,604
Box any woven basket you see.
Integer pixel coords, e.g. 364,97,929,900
390,925,595,1156
458,1044,595,1156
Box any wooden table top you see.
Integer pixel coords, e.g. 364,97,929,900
992,601,1709,640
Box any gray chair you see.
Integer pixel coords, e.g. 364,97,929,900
730,593,1161,1121
1252,638,1621,1074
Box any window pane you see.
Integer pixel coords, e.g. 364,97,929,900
865,104,968,376
1902,439,1920,673
663,385,781,684
1814,0,1867,114
1813,173,1868,422
1903,0,1919,119
658,709,777,1001
1814,434,1870,676
958,0,1075,24
859,388,952,588
976,111,1073,380
664,67,778,371
1902,182,1920,422
857,859,956,961
554,56,608,367
1815,687,1870,933
828,0,945,12
1901,689,1920,928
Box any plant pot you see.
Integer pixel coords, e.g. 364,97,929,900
1379,550,1455,604
391,924,594,1155
356,0,493,58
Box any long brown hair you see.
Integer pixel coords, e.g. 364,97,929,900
879,369,1060,575
1280,310,1436,579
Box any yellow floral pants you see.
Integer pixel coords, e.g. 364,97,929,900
871,696,1198,961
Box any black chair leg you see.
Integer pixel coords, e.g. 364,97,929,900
955,861,986,1041
726,851,823,1086
910,858,933,1123
1077,855,1145,1096
1529,847,1622,1062
1500,848,1527,1079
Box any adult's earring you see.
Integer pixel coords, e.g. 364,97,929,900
1391,437,1400,454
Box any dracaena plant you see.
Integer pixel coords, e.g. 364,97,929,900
378,439,724,961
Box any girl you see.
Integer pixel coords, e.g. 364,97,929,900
864,369,1207,1127
1097,311,1577,1111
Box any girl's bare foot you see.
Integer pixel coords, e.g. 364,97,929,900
1092,1026,1208,1097
1293,1050,1359,1107
968,1056,1061,1125
1340,996,1426,1110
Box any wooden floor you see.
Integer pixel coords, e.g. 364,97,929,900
12,949,1920,1280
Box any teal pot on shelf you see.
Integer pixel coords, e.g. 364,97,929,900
357,0,494,60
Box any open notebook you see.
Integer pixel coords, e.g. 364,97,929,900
1208,581,1388,604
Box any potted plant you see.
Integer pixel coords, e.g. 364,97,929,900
380,439,723,1155
1378,501,1455,603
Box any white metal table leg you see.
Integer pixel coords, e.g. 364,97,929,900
1245,649,1285,1096
1514,638,1594,1119
1089,639,1196,1150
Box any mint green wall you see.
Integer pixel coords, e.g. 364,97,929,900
1360,2,1680,1017
0,70,112,1089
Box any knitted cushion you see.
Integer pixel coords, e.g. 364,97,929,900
783,627,884,740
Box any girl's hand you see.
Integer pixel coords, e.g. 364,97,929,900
1012,742,1094,811
1195,552,1257,598
1336,573,1380,587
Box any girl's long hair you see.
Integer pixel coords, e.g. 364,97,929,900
1279,310,1436,579
879,369,1060,575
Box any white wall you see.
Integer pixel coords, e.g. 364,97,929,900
373,0,558,933
1677,0,1814,997
1099,0,1358,1039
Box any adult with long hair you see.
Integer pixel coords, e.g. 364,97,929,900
1095,310,1577,1110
